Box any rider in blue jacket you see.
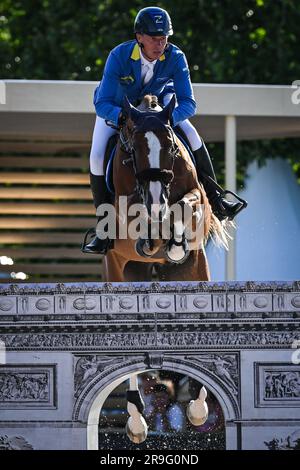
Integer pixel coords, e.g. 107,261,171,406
84,6,245,254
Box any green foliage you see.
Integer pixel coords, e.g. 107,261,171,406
1,0,300,184
2,0,299,84
208,138,300,189
1,0,141,80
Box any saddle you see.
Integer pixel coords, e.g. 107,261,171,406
104,134,118,195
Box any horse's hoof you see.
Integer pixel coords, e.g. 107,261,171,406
135,238,153,258
125,419,148,444
186,386,208,426
165,238,190,264
166,247,190,264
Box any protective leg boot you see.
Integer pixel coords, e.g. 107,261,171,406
81,174,112,254
193,142,246,221
126,390,145,415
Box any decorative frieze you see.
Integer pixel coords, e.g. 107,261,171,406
0,281,299,318
0,331,299,351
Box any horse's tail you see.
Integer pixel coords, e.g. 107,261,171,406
209,214,234,251
201,187,232,250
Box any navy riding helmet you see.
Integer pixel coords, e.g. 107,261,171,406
134,6,173,36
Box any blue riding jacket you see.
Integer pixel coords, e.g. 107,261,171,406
93,40,196,127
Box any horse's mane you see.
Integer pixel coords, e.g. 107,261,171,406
137,95,162,112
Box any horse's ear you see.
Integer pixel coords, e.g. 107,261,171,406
123,96,132,117
123,96,141,124
160,94,176,123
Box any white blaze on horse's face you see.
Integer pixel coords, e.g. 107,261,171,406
145,131,168,221
145,131,161,168
149,181,162,218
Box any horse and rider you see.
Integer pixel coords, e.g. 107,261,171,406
82,6,247,274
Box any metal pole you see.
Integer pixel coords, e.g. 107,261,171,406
225,115,237,280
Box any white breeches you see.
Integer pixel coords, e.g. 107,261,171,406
177,119,203,151
89,116,118,176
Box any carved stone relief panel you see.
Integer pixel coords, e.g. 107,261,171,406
255,363,300,407
0,365,56,409
264,429,300,450
74,355,125,397
185,353,239,396
0,435,33,450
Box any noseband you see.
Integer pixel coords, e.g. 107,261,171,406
136,168,174,185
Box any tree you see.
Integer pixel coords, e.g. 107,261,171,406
1,0,299,185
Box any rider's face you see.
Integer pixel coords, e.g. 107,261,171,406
136,33,168,61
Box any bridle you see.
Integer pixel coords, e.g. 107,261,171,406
119,114,180,201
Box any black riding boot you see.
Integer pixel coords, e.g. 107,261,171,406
193,142,246,221
81,174,112,254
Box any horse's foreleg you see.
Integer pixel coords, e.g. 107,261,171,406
166,189,202,263
179,189,207,251
103,251,128,282
123,261,153,281
157,249,210,281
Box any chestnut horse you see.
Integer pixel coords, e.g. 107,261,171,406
103,95,227,282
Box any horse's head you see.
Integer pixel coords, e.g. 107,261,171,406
123,94,178,222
